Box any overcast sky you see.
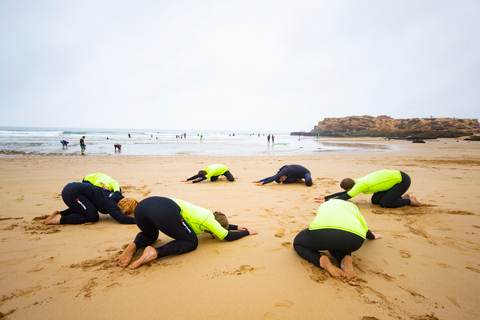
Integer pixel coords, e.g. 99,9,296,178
1,0,479,132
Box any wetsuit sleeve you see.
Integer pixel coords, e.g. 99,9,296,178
192,177,207,183
186,174,199,181
109,208,135,224
228,224,238,230
366,230,375,239
224,230,250,241
325,191,352,201
261,171,285,184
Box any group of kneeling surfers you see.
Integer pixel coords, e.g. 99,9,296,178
45,164,420,281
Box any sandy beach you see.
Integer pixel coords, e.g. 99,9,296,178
1,138,479,320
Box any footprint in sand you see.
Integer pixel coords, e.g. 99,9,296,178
281,242,291,248
274,228,285,238
274,300,294,308
399,250,411,258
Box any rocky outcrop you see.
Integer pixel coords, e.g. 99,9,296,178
291,115,480,138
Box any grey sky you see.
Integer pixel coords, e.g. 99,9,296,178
1,0,479,132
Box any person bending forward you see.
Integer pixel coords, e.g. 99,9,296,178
118,196,258,269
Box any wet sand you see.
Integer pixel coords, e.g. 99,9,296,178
0,138,479,320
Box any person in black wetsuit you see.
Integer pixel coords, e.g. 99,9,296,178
253,164,313,186
118,196,258,269
44,182,137,225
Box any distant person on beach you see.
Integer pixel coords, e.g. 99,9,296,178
181,164,234,183
82,172,122,196
60,140,69,148
267,134,271,143
314,170,420,208
118,196,258,269
114,144,122,152
294,199,382,281
272,135,275,143
44,182,137,225
253,164,312,186
80,136,86,155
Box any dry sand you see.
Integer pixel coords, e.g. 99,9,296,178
0,138,479,320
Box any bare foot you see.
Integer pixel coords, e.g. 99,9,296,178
129,246,158,269
118,243,137,267
45,211,61,225
340,255,357,281
410,196,421,206
320,255,346,279
402,194,410,200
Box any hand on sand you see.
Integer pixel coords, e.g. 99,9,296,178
373,233,382,239
314,196,325,203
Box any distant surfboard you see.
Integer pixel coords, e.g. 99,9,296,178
275,143,289,145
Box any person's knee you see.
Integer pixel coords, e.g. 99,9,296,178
180,240,198,254
305,179,313,187
379,200,393,208
86,213,100,222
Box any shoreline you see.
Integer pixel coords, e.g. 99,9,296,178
1,138,479,319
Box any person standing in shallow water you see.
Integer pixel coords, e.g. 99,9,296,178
118,196,258,269
293,199,382,281
80,136,86,155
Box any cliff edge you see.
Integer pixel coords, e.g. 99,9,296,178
292,115,480,139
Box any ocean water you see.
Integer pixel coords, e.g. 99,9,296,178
0,127,393,157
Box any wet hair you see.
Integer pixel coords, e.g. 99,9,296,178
340,178,355,190
198,170,207,177
213,211,229,229
118,197,139,215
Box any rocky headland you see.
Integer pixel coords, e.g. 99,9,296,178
291,115,480,139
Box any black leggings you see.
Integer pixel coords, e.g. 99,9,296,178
133,197,199,259
371,171,411,208
210,170,234,182
60,183,100,224
293,228,365,268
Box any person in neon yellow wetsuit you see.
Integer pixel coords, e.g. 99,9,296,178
182,164,234,183
82,173,121,193
294,199,382,281
118,196,258,269
315,170,420,208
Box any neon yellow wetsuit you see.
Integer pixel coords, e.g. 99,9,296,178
83,173,121,193
131,197,250,260
324,170,411,208
204,164,229,179
186,164,234,183
294,199,375,268
347,170,402,197
170,198,228,239
309,199,369,239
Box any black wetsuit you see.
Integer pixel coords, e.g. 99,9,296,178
133,197,248,258
59,182,134,224
294,228,375,267
260,165,312,186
